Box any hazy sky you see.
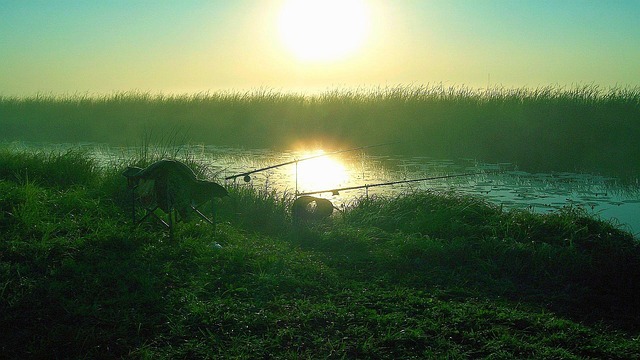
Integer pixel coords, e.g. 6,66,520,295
1,0,639,96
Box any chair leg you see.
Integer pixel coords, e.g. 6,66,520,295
129,187,175,237
168,208,174,240
130,188,137,224
191,205,216,233
138,206,168,227
152,211,170,229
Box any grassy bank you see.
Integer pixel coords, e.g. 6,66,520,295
1,85,639,181
1,149,640,358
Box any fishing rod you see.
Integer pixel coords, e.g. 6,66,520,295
296,171,494,196
225,141,398,182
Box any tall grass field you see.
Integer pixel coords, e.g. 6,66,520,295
1,148,639,358
1,84,639,181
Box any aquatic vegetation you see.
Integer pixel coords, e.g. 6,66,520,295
1,84,639,180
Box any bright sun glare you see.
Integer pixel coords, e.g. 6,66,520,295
278,0,371,62
293,151,348,191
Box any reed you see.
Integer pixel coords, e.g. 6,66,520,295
1,84,638,180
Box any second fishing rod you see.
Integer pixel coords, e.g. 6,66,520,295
296,171,498,197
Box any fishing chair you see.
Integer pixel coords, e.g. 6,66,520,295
123,164,223,239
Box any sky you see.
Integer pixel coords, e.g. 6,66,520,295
1,0,639,96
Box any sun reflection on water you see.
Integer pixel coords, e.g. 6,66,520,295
292,150,348,192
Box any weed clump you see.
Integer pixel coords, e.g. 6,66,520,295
0,147,99,188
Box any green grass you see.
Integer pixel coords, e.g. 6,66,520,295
0,147,100,188
1,84,639,181
1,149,640,358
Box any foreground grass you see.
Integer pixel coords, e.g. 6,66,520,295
1,150,639,359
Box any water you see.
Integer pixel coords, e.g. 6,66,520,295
7,142,640,237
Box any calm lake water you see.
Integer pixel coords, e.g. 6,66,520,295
9,142,640,238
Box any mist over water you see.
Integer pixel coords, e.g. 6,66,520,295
2,86,639,182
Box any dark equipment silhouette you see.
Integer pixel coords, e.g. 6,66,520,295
291,195,336,223
123,159,228,238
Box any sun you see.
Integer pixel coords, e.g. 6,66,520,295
278,0,371,62
293,151,348,191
